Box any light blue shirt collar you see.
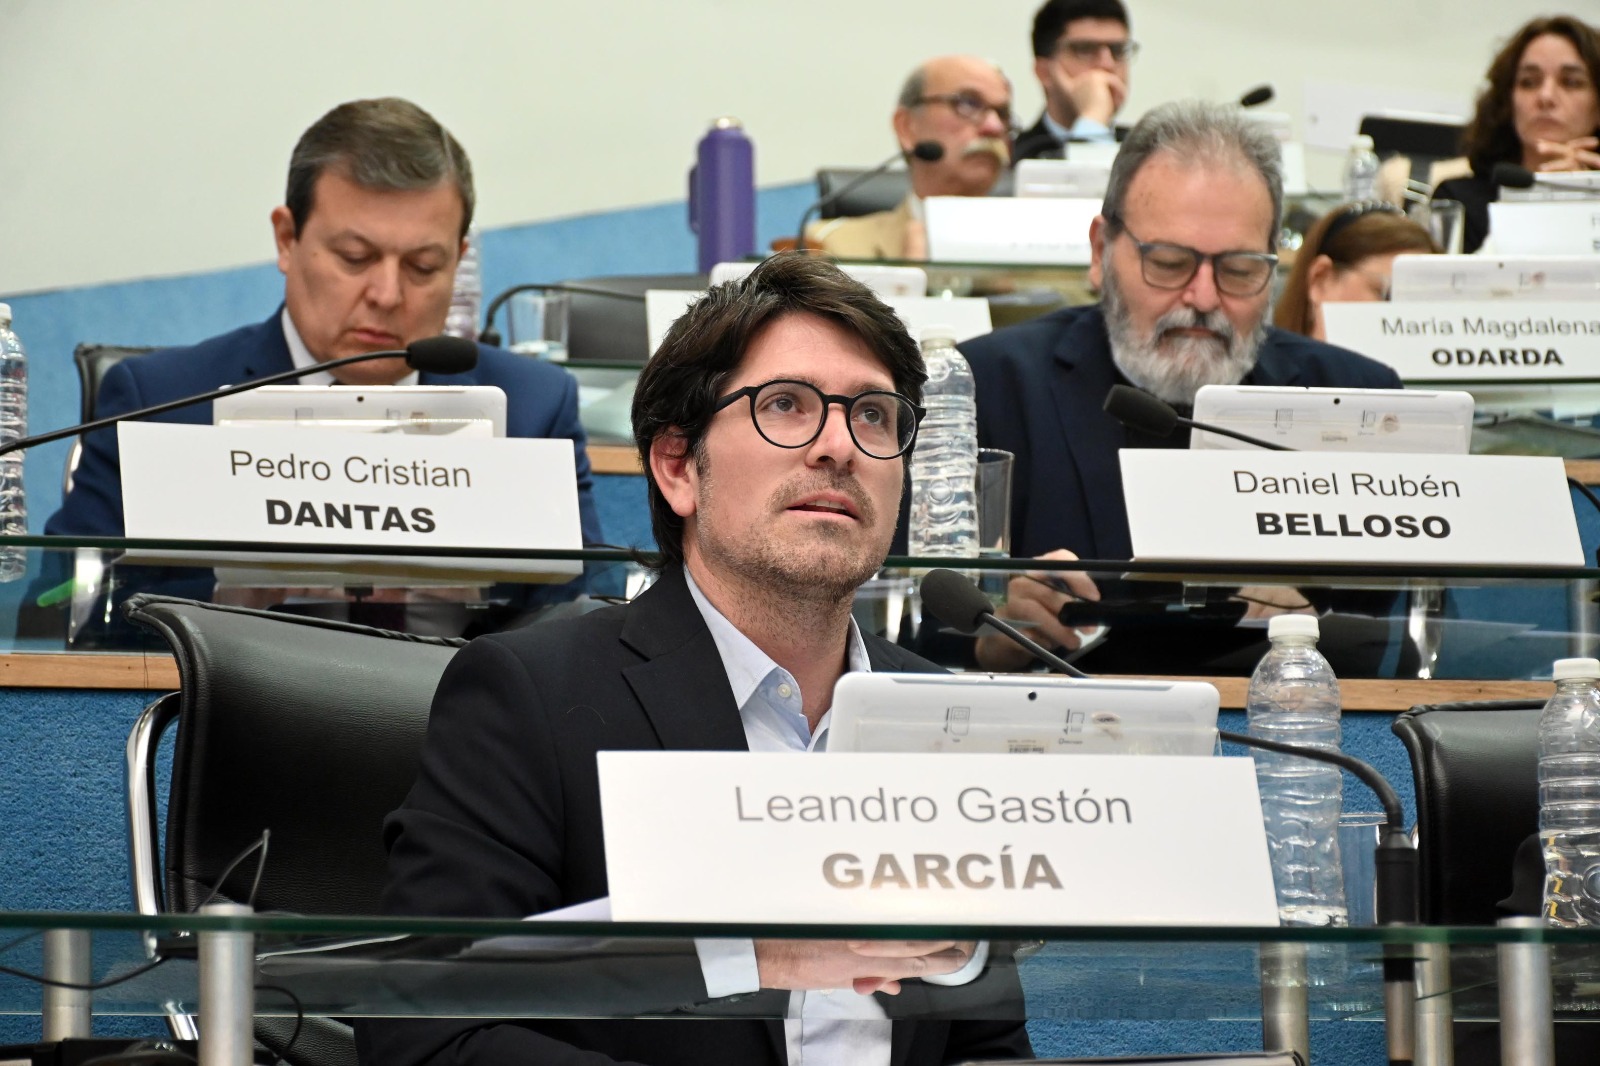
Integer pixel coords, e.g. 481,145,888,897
683,567,871,751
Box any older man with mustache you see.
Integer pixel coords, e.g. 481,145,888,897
959,100,1402,672
807,55,1012,260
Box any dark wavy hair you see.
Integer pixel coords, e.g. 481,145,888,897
631,253,926,567
1273,203,1438,336
1460,16,1600,175
286,97,474,239
1031,0,1130,57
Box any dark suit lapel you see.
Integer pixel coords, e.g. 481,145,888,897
246,308,297,380
1244,329,1306,386
618,567,750,753
1047,307,1128,558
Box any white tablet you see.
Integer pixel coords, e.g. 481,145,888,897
1190,385,1474,454
1390,254,1600,302
213,385,506,438
828,672,1220,756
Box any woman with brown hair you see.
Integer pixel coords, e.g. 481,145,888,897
1434,15,1600,252
1274,201,1438,341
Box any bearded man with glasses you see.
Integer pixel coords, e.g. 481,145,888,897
362,253,1032,1066
808,54,1013,260
958,100,1402,673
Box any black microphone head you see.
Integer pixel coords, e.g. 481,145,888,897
1103,384,1179,437
911,141,945,162
919,568,996,636
1490,161,1536,189
405,335,479,374
1238,85,1274,108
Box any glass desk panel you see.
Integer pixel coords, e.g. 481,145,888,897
0,539,1596,681
0,914,1597,1022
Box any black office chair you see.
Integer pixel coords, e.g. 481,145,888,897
814,168,910,220
1391,703,1600,1066
66,344,154,494
1391,700,1544,925
563,273,707,364
124,594,464,1066
1358,114,1466,198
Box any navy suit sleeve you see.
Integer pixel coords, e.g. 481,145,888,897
358,637,710,1066
44,359,146,536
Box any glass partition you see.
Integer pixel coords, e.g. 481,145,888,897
0,538,1592,683
0,911,1595,1023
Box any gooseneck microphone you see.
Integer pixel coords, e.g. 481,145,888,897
0,335,479,458
1103,384,1293,451
1490,161,1600,193
1238,85,1274,108
920,567,1090,678
794,142,945,252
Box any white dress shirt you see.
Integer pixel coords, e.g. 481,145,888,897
1042,109,1115,146
683,569,986,1066
280,309,419,387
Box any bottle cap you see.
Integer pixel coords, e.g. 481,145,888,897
0,303,10,325
711,116,744,130
920,325,957,346
1352,134,1375,151
1267,614,1319,640
1553,657,1600,681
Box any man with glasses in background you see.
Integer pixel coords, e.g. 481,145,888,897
807,55,1012,260
960,101,1401,672
360,253,1031,1066
1014,0,1136,161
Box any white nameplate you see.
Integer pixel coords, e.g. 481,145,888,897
1322,301,1600,382
598,751,1279,925
1488,201,1600,255
1121,450,1582,566
119,423,582,572
924,196,1098,265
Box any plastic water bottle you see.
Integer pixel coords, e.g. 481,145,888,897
0,305,26,580
1342,134,1380,202
908,327,978,557
444,225,482,340
1247,614,1347,926
1539,657,1600,926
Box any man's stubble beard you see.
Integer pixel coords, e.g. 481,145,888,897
1101,257,1267,406
690,450,894,608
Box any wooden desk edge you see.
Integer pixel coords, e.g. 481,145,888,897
1105,675,1552,712
590,444,643,475
0,653,1553,707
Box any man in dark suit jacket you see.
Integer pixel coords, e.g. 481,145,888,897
965,100,1403,671
357,254,1032,1066
45,96,600,546
1012,0,1134,163
45,313,601,544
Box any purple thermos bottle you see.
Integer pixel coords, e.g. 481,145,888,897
689,117,755,273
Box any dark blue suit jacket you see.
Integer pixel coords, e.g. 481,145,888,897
46,312,603,546
960,304,1404,560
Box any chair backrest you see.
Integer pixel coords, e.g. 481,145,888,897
565,273,708,364
815,168,909,220
73,344,155,422
1391,700,1546,924
124,594,462,917
66,345,156,495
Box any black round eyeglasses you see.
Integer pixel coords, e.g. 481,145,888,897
711,379,925,460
